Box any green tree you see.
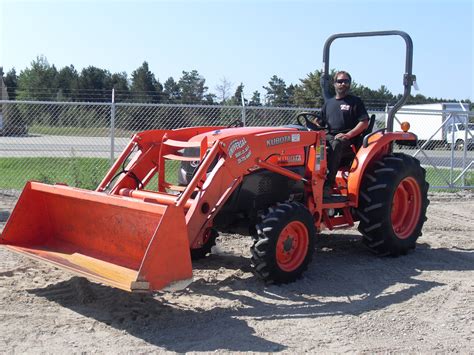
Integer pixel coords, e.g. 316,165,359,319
78,66,112,101
178,70,208,104
55,65,79,100
249,91,262,106
350,83,395,110
110,72,130,102
286,84,296,106
263,75,289,106
4,68,18,100
293,70,325,107
163,77,181,103
130,62,161,103
203,93,216,104
231,83,245,105
17,55,58,100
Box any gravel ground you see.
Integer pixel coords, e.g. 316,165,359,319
0,190,473,353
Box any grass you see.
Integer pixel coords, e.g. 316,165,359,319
0,157,180,191
424,166,473,188
0,157,111,190
0,157,470,192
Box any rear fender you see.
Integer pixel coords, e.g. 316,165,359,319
347,131,416,205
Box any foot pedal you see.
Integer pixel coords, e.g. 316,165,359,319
323,194,348,203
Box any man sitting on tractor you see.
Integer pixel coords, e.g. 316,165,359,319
319,70,369,198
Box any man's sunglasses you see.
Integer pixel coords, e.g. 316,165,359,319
335,79,351,84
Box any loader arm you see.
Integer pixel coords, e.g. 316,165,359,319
0,126,323,293
179,129,322,249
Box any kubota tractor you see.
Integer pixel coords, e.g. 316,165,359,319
0,31,429,292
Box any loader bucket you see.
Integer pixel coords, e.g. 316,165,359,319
0,182,193,293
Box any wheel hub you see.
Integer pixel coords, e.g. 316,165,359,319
276,221,309,272
283,236,294,252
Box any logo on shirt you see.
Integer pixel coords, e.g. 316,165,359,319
340,104,350,111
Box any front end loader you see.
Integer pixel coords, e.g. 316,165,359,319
0,30,429,292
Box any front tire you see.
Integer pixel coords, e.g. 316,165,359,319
356,153,429,256
191,228,218,260
251,202,316,284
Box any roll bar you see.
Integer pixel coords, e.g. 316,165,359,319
320,30,416,132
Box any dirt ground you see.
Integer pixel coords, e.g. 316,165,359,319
0,190,473,353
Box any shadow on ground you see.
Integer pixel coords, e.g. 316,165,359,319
27,235,473,352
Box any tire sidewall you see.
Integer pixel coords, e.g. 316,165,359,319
357,153,429,256
252,202,316,283
269,204,315,280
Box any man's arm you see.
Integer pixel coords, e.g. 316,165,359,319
335,119,369,140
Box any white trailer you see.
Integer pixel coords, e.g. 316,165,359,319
389,102,472,149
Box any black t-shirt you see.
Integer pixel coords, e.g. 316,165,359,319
321,95,369,134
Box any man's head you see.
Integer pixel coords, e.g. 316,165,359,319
333,71,351,98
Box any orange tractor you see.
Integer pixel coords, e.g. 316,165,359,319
1,31,429,292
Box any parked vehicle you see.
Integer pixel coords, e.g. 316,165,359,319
447,122,474,150
389,102,472,149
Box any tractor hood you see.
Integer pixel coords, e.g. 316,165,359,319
187,126,304,146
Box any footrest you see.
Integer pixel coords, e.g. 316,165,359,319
323,195,348,204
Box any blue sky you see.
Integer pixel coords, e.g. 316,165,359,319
1,0,473,101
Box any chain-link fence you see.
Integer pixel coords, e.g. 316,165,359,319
390,105,473,189
0,100,472,193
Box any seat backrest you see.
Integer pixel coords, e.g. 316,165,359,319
366,113,376,134
353,114,376,150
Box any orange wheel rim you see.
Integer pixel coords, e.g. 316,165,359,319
391,177,422,239
276,221,309,271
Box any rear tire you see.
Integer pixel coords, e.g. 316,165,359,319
356,153,429,256
251,202,315,284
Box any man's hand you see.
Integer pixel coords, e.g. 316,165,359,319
312,117,325,128
335,132,351,140
336,119,369,141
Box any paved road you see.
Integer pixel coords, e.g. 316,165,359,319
396,148,474,169
0,135,130,158
1,135,473,168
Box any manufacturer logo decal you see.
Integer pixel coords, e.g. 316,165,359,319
228,138,247,158
228,137,252,164
266,135,292,147
278,154,302,163
236,145,251,164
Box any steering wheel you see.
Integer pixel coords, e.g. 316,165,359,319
227,119,244,128
296,111,325,131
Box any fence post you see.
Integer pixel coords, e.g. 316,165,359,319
110,89,116,165
241,92,246,126
459,102,468,186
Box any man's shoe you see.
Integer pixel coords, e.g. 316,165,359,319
323,185,333,198
323,184,348,203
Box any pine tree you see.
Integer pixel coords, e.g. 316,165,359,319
178,70,208,104
130,62,161,103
